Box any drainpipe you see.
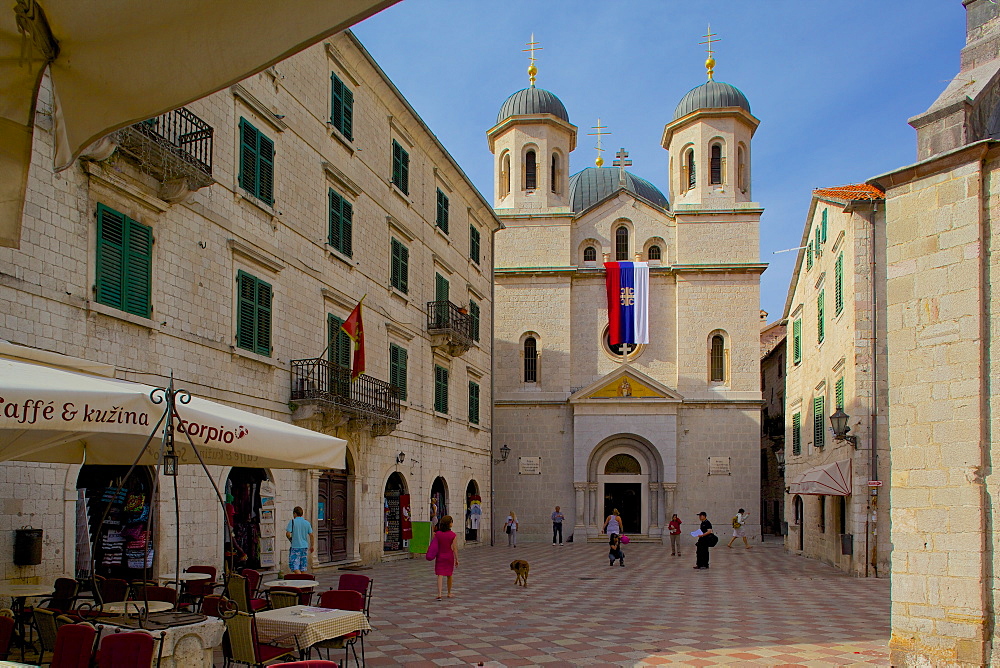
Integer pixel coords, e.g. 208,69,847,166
868,200,879,578
489,221,498,547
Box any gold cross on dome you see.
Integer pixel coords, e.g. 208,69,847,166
613,147,632,186
699,24,720,80
587,119,610,167
523,34,543,86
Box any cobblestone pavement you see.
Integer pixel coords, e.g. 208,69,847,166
308,536,889,667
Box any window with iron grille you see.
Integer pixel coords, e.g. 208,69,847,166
792,318,802,364
434,365,449,413
236,270,272,357
238,118,274,205
436,188,449,233
835,376,844,410
648,245,661,261
330,73,354,140
686,149,696,189
813,396,825,449
96,203,152,318
710,335,725,382
390,238,409,293
792,412,801,455
615,227,629,261
327,314,351,370
525,150,537,190
817,290,825,344
469,225,480,264
389,344,408,401
468,381,480,424
550,153,558,193
524,337,538,383
584,246,597,262
835,252,844,315
328,188,353,256
710,144,723,185
469,300,480,342
392,139,409,194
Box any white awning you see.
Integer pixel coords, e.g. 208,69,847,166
0,355,345,470
0,0,399,248
788,459,852,496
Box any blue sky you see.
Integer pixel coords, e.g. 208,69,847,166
354,1,964,319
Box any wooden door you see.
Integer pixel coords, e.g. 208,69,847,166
318,472,349,562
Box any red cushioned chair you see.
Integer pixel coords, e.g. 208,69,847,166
50,622,97,668
316,590,364,667
96,630,156,668
184,565,220,610
0,614,14,661
336,574,373,616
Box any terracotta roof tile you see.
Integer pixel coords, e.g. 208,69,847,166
812,183,885,201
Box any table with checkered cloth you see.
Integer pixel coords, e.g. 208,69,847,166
254,605,370,649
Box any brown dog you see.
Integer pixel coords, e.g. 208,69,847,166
510,559,530,587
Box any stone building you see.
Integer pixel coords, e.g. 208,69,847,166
490,54,764,543
781,184,889,577
0,30,499,585
759,313,786,537
871,0,1000,663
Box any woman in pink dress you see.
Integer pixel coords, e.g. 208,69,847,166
425,514,459,600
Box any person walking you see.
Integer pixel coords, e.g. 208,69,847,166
426,514,459,600
551,506,565,545
727,508,752,549
694,511,715,570
609,532,625,567
505,511,518,547
668,514,683,556
284,506,314,574
603,508,623,535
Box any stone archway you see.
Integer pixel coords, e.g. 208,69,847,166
578,435,665,538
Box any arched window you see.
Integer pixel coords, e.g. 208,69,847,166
525,150,537,190
615,226,629,261
686,149,696,189
737,145,746,192
710,334,725,382
605,454,641,475
584,246,597,262
710,144,723,185
500,152,510,197
550,153,559,194
648,245,661,261
523,337,537,383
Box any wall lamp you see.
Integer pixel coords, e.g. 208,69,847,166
395,452,405,464
494,443,511,464
829,409,858,448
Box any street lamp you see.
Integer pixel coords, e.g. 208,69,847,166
395,452,405,464
829,409,858,448
773,447,785,475
494,443,510,464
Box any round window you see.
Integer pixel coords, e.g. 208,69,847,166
601,325,645,360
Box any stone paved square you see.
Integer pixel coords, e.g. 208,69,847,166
305,539,889,667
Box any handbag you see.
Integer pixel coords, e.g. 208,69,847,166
620,534,630,544
505,524,511,534
425,536,439,561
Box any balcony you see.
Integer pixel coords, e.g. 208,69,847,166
762,414,785,441
112,107,215,202
290,358,401,436
426,300,474,357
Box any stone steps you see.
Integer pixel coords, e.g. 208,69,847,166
586,534,663,544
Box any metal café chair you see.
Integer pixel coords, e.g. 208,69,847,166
96,628,159,668
336,574,373,617
222,610,297,668
50,621,97,668
267,589,300,610
0,613,14,661
316,590,365,667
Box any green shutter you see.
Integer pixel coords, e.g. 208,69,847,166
328,314,351,370
821,209,828,243
328,190,342,249
468,381,480,424
835,252,844,315
331,74,354,141
434,365,448,413
389,344,408,401
469,300,480,342
236,271,257,352
96,204,126,310
806,242,813,270
258,133,274,205
813,396,825,449
255,279,272,356
792,412,801,455
392,140,409,194
123,219,153,317
435,273,449,302
328,189,353,257
436,189,449,233
470,225,481,264
390,238,409,293
342,86,353,140
835,377,845,411
792,318,802,364
239,119,258,196
817,290,825,344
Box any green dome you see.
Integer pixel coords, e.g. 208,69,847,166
673,80,751,120
568,167,669,213
497,87,569,124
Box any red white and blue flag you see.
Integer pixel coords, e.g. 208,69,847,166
605,261,649,346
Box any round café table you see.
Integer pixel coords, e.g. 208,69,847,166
98,600,173,615
157,572,211,585
261,580,318,590
0,583,53,659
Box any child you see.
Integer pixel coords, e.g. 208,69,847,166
425,515,459,600
609,532,625,567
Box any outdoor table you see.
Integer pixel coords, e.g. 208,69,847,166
261,580,318,589
254,605,370,655
157,572,211,585
98,600,173,615
0,660,40,667
0,583,52,659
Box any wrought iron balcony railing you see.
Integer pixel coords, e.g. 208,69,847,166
291,357,400,430
426,301,473,353
131,107,213,175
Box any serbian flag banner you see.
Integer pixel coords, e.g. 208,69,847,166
341,297,365,379
604,262,649,346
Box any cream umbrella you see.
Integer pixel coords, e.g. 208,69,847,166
0,0,399,248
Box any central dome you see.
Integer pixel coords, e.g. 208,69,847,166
497,87,570,124
673,80,751,120
569,167,669,213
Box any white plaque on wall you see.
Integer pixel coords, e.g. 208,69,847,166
708,456,731,476
518,456,542,475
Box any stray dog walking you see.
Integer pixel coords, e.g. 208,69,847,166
510,559,530,587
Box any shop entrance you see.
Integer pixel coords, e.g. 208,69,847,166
603,483,642,534
465,480,481,542
76,465,154,580
430,476,448,531
383,472,410,552
318,470,348,562
225,467,276,570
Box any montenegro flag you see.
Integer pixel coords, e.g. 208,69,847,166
341,297,365,379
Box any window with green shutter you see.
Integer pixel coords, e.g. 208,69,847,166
469,225,481,264
434,365,449,414
435,188,449,233
813,396,825,449
835,252,844,315
238,118,274,205
817,290,825,344
792,318,802,364
392,139,409,194
328,189,353,257
389,344,408,401
468,380,480,424
821,209,828,243
331,73,354,140
327,314,352,370
835,376,844,410
469,300,480,342
236,271,272,357
390,238,409,293
792,412,801,455
434,272,450,326
96,204,153,318
806,242,813,270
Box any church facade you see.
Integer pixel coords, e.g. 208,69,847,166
490,58,765,544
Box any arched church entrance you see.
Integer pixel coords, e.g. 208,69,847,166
586,435,664,538
603,454,643,534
